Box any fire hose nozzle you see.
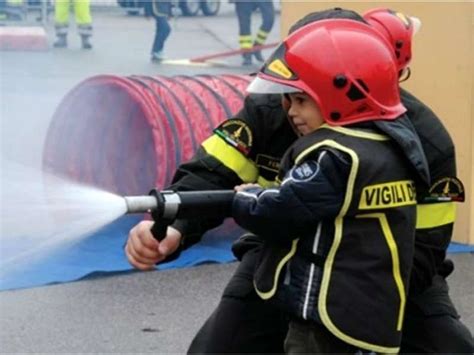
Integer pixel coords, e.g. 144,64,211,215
124,195,158,214
123,190,235,241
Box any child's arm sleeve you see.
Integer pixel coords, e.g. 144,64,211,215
232,148,351,241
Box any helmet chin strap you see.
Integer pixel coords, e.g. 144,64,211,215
399,67,411,83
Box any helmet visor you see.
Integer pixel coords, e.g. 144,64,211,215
246,76,302,95
410,16,421,35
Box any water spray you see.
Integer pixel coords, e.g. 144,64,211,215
124,189,235,240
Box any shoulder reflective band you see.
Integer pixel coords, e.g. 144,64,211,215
202,135,258,183
416,202,456,229
257,175,276,188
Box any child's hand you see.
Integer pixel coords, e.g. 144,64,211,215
234,183,261,192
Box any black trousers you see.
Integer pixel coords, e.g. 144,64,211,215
187,247,288,354
235,0,274,37
285,319,363,354
151,16,170,54
188,251,473,354
400,275,474,353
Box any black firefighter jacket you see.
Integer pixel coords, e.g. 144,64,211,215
232,120,429,353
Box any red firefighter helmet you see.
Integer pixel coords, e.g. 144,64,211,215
363,8,421,73
247,19,406,126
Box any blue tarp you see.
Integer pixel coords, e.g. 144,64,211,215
447,242,474,254
0,216,472,292
0,216,242,291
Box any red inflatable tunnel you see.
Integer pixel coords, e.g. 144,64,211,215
42,74,251,195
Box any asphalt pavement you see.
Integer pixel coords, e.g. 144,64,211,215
0,255,472,353
1,4,473,354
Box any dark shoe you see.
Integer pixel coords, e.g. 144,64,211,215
242,53,252,66
81,35,92,50
253,50,264,62
53,35,67,48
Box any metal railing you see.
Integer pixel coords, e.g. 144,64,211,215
0,0,50,26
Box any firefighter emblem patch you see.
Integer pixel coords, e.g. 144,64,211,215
214,119,253,155
423,176,465,202
291,161,319,181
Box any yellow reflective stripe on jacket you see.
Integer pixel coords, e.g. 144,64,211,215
202,135,258,183
255,239,299,300
257,175,276,188
323,125,390,141
416,202,456,229
357,213,406,331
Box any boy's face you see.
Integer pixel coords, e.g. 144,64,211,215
284,93,325,136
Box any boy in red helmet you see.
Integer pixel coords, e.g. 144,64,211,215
231,19,429,353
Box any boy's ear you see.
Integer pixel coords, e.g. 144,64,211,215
281,94,291,111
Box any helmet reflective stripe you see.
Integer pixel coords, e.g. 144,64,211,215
247,76,302,95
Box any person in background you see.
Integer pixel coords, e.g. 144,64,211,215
232,0,274,66
126,7,474,354
145,0,172,63
0,0,24,21
53,0,93,49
